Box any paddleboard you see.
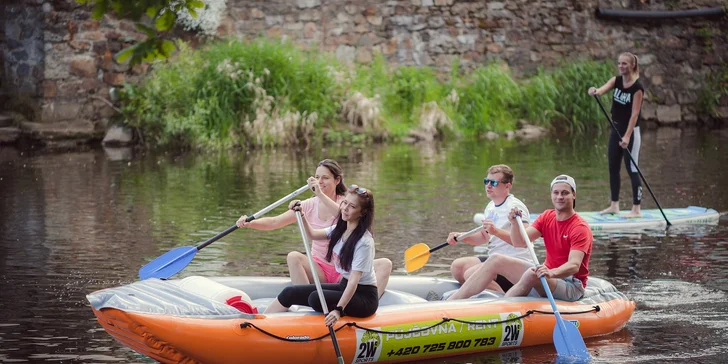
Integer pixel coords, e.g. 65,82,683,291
473,206,719,232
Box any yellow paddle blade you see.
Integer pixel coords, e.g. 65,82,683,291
404,243,431,273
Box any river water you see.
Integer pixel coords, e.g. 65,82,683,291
1,127,727,363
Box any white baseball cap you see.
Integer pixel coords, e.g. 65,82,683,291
550,174,576,192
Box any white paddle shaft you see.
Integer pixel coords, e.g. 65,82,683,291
294,210,331,314
252,184,310,219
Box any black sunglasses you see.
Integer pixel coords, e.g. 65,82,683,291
483,178,506,187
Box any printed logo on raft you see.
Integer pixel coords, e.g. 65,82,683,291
353,330,382,363
499,313,523,347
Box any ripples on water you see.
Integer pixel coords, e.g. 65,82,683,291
0,129,726,363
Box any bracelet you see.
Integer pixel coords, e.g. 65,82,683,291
334,306,345,317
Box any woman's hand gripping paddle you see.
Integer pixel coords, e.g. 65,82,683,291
293,204,345,364
515,217,591,361
138,184,310,280
404,226,484,273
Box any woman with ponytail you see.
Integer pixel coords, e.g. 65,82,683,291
264,185,380,324
588,52,645,218
236,159,391,297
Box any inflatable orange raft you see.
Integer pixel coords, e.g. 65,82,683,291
87,275,634,363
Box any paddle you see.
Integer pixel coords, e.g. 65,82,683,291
138,184,310,280
404,225,484,273
293,206,345,364
515,217,591,361
593,95,671,226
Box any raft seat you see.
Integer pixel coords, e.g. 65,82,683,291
379,289,428,306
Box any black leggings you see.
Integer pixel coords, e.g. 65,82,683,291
277,278,378,318
607,127,642,205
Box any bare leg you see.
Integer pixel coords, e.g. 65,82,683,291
287,251,326,285
505,268,540,297
486,280,504,293
374,258,392,298
505,268,558,298
600,201,620,214
625,204,642,218
447,254,530,300
263,298,288,313
451,256,482,284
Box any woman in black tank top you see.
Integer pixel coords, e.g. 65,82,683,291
588,52,645,218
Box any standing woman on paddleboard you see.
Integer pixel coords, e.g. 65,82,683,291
236,159,392,298
588,52,644,218
265,185,379,323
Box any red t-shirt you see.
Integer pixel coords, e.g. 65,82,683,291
531,210,593,287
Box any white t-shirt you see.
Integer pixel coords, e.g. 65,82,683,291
479,194,533,263
324,225,377,286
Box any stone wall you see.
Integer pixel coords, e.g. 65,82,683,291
1,1,46,112
1,0,726,145
1,0,149,144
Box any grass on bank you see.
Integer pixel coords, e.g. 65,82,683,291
120,38,615,150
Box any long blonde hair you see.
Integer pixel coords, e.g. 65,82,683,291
619,52,640,78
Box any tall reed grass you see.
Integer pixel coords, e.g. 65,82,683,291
120,38,618,149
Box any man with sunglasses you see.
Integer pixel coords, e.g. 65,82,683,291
446,164,533,294
447,174,592,302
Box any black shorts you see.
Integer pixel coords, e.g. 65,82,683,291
477,256,514,292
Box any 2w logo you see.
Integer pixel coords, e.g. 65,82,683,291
354,331,381,363
501,313,523,347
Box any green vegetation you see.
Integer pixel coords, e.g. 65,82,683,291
696,26,714,52
697,62,728,118
120,38,617,150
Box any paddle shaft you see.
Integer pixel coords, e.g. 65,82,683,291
594,95,672,226
294,209,344,364
516,218,590,358
196,184,311,251
409,225,484,262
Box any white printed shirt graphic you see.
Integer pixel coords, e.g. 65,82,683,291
613,88,632,105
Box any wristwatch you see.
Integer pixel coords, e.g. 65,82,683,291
333,306,345,317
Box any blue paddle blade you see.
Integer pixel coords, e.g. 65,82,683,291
552,312,591,362
138,246,198,280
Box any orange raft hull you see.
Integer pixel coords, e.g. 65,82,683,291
88,276,635,364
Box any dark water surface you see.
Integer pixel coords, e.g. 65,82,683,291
1,128,727,363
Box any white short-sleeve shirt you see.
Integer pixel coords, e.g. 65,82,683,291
324,225,377,286
481,194,534,263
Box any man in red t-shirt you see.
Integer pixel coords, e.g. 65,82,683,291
447,175,592,301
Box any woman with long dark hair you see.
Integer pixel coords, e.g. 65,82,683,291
264,185,379,323
236,160,391,297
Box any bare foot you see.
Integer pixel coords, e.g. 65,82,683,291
600,206,619,214
625,206,642,218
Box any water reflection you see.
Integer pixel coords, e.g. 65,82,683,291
0,128,727,363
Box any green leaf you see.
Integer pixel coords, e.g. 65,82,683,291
155,10,176,31
187,8,198,18
115,44,138,63
92,0,108,20
188,0,205,9
110,0,123,14
160,39,176,58
136,23,157,37
146,5,160,18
